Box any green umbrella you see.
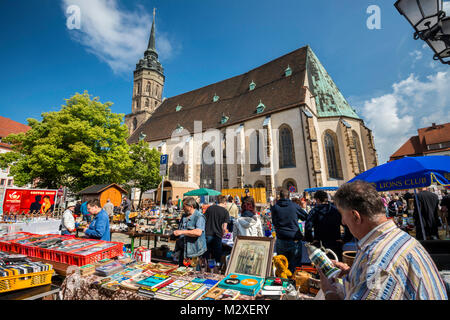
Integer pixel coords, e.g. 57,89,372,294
183,188,222,196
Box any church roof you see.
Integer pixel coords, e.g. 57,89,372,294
128,46,360,143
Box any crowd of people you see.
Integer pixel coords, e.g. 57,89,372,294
57,183,449,300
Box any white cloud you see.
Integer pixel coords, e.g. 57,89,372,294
356,72,450,163
410,50,422,61
62,0,175,74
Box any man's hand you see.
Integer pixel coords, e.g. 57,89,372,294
173,230,183,237
331,260,351,278
317,268,344,300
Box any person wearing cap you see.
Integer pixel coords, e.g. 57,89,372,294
60,201,79,235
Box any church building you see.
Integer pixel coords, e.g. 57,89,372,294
125,13,379,197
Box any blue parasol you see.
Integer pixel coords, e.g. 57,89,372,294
348,155,450,239
304,187,339,193
348,156,450,191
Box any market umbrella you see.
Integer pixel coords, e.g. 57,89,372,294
304,187,339,193
348,155,450,239
183,188,222,196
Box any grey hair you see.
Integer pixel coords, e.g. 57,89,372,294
183,197,197,208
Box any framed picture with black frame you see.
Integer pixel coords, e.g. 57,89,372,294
225,236,275,278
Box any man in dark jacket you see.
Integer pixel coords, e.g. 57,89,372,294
271,189,307,273
305,190,347,260
121,196,132,224
414,188,441,240
440,191,449,238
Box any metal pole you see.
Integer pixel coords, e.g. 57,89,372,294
414,188,427,240
160,175,165,212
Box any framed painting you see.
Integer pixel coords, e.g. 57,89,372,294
225,236,275,278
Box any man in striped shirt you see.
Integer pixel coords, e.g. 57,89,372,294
318,180,447,300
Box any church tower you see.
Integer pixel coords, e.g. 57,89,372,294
125,8,165,136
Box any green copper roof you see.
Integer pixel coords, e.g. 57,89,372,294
306,47,360,119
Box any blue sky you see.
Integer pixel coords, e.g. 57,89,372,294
0,0,449,163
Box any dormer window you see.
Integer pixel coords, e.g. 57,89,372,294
221,114,229,124
175,124,184,133
249,81,256,91
256,100,266,114
285,65,292,77
176,105,183,112
213,94,220,102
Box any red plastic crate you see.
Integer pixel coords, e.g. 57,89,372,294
40,237,83,261
50,239,100,264
66,241,123,266
20,235,73,258
9,234,60,253
0,232,33,252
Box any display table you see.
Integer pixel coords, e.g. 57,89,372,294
59,268,315,301
1,219,61,235
0,284,60,300
110,230,175,252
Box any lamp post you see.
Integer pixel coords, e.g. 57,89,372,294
395,0,450,64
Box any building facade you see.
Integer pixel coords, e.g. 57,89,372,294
390,122,450,161
0,116,31,201
126,18,378,197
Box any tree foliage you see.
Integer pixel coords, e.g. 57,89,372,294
127,139,162,208
0,92,133,192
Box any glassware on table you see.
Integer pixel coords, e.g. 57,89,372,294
207,259,216,273
183,258,192,267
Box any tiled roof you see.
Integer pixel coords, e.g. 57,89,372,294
418,123,450,145
128,46,361,143
390,136,423,160
390,122,450,160
0,116,31,138
77,183,128,195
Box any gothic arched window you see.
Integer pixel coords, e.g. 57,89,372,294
169,148,186,181
133,118,138,131
282,179,297,192
254,180,265,188
324,130,343,180
200,143,216,189
250,130,263,172
146,82,151,93
145,98,149,108
352,130,365,174
278,124,296,168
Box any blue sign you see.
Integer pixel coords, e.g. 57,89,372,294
160,154,168,165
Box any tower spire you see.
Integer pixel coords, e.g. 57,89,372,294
147,8,157,53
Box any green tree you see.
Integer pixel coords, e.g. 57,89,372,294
127,139,162,209
0,91,133,192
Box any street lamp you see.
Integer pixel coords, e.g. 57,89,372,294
395,0,450,64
